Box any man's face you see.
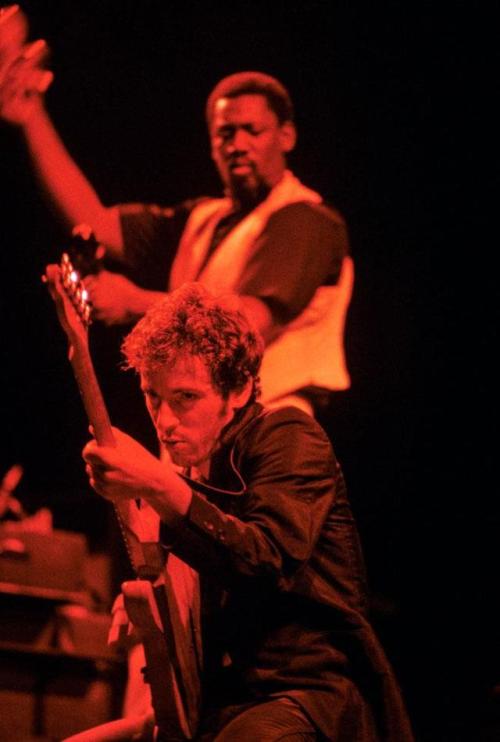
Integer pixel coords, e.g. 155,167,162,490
210,93,296,202
140,354,239,471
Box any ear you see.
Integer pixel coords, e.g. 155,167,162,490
228,378,254,411
279,121,297,153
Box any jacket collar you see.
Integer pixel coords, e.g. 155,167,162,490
179,402,264,498
218,400,264,451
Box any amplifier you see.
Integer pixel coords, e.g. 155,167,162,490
0,525,88,601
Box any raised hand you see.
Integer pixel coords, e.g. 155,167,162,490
0,5,27,80
0,7,53,125
0,39,53,125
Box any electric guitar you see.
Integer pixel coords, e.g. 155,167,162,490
44,237,199,740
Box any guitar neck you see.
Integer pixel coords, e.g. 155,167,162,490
43,256,195,736
71,343,195,736
68,345,115,447
69,340,163,578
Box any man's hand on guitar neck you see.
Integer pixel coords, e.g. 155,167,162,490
82,426,192,528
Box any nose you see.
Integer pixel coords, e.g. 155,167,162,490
228,128,250,153
156,401,179,437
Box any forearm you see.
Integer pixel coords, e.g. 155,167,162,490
122,286,167,321
22,103,123,253
168,491,277,583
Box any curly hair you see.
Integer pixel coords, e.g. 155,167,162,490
205,71,294,127
122,283,264,400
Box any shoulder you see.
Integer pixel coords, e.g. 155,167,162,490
254,405,332,444
239,406,335,472
263,201,349,256
268,200,347,230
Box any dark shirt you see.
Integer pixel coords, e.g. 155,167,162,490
119,198,349,325
163,404,413,740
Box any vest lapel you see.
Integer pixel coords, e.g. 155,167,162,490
170,171,322,294
169,198,232,290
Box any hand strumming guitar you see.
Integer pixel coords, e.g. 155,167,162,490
83,270,164,326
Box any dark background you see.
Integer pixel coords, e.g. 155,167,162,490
1,2,489,740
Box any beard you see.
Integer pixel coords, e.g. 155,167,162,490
223,164,271,208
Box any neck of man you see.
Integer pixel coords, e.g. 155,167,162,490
228,169,287,212
229,182,270,212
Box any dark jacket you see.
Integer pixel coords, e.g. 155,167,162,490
167,402,413,741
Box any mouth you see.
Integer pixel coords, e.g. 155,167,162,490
161,438,185,449
228,161,253,176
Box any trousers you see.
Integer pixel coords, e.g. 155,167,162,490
63,697,318,741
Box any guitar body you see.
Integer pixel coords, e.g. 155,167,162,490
44,245,199,739
122,579,196,740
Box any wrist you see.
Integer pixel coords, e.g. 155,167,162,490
147,463,192,524
21,97,49,132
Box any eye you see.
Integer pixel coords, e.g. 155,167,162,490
179,391,198,403
143,389,160,407
170,391,201,411
216,126,234,142
244,125,264,136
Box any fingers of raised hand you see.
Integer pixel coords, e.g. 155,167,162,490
1,40,50,88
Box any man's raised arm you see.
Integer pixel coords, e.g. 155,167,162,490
0,39,124,255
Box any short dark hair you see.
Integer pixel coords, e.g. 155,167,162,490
205,71,294,127
122,283,263,400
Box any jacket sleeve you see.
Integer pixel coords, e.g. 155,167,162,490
168,409,338,588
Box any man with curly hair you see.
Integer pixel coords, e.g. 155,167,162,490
73,283,412,742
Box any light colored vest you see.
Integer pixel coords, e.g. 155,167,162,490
169,171,353,403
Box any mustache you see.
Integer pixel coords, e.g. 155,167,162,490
228,157,253,166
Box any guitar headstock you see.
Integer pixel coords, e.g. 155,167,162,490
44,253,92,351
